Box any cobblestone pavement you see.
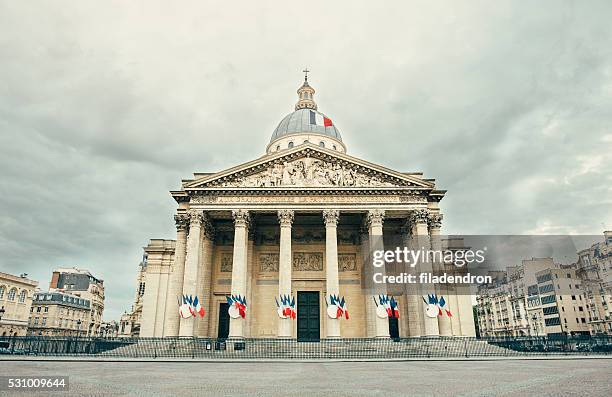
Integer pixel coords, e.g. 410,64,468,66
2,359,610,396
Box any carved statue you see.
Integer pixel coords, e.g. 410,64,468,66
215,157,396,188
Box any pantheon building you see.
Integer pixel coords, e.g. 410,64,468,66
140,76,475,340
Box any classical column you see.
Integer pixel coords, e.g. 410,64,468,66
429,213,452,337
368,209,390,338
401,218,423,337
323,210,341,338
360,226,376,338
162,212,189,337
412,209,440,337
277,210,294,338
245,223,256,338
195,217,214,337
179,210,204,337
229,210,250,339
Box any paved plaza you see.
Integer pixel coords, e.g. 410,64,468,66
1,358,611,396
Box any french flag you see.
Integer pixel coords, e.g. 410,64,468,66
309,110,333,127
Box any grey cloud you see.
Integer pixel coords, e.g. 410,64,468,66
1,0,611,319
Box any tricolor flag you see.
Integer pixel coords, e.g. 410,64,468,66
309,110,333,127
194,295,205,318
178,295,192,319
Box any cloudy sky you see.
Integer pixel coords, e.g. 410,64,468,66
1,1,611,320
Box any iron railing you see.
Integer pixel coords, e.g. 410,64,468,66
0,335,610,359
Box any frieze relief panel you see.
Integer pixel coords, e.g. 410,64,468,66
259,253,279,272
190,194,427,204
211,158,397,188
220,253,233,272
292,252,323,271
338,254,357,272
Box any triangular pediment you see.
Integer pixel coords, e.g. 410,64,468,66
184,144,435,190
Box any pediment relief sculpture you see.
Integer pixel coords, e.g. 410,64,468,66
208,157,399,188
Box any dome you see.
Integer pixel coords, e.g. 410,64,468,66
267,73,345,154
270,108,342,143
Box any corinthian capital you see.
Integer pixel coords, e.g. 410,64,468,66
410,209,429,225
366,209,385,229
277,210,294,227
201,213,215,240
428,213,443,229
232,209,250,228
174,213,190,232
188,209,204,226
322,210,339,227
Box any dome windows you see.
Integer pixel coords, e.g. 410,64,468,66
319,141,325,148
288,141,294,149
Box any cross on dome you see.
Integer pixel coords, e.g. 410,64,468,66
295,69,317,111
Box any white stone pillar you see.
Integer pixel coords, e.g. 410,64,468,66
229,210,250,339
360,227,377,338
195,219,214,337
179,210,204,337
457,270,477,336
413,209,440,337
402,219,423,337
277,210,294,338
161,212,189,337
368,209,390,338
429,213,452,337
323,210,341,338
245,226,255,338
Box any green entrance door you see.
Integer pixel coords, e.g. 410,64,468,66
217,302,230,340
297,291,320,342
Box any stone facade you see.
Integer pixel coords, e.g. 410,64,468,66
50,267,105,336
0,272,38,336
139,78,475,339
28,291,90,337
119,258,147,337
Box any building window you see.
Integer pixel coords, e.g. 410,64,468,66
7,288,17,301
538,284,554,294
41,317,47,326
288,141,294,149
36,306,41,312
319,141,325,148
542,306,559,315
333,145,337,150
44,307,49,313
276,145,280,151
18,290,26,303
0,286,4,299
544,317,561,326
304,140,309,144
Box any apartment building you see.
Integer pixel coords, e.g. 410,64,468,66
576,231,612,335
50,267,105,336
478,258,590,337
28,291,90,337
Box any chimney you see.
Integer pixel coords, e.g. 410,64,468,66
50,271,60,289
